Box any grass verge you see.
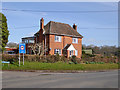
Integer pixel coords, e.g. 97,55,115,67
1,61,119,71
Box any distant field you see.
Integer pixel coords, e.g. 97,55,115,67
2,61,119,71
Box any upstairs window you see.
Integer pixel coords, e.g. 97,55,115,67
72,38,78,43
54,49,61,55
55,36,61,42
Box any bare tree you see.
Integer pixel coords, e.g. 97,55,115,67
28,43,48,56
28,44,36,55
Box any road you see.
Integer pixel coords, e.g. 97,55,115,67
2,70,118,88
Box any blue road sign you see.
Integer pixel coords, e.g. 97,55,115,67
19,44,26,53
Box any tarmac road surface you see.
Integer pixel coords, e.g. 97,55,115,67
2,70,118,88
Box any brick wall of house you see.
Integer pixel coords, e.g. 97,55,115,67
73,38,82,58
39,29,43,43
48,34,82,58
49,34,63,55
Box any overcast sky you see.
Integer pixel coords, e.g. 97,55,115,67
2,2,118,46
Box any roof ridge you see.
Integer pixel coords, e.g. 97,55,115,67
50,21,70,26
34,20,83,38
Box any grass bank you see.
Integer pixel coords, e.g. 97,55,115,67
2,61,119,71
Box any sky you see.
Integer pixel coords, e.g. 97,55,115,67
1,2,118,46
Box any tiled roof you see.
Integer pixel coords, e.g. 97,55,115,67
35,21,83,38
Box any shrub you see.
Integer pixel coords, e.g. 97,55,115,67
2,54,19,64
69,61,74,64
71,55,77,64
3,54,117,64
2,54,69,63
60,56,68,62
89,62,95,64
86,61,89,64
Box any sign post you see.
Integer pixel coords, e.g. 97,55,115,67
19,44,26,66
23,53,24,65
19,52,20,66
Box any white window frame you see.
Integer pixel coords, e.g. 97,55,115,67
72,38,78,43
75,50,78,56
54,49,61,55
25,40,28,43
55,35,61,42
29,40,34,43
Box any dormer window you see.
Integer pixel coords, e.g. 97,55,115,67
55,35,61,42
72,38,78,43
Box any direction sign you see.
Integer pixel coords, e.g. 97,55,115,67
19,44,26,54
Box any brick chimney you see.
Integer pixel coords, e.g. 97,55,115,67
40,18,44,30
73,24,77,31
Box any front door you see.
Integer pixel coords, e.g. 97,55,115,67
69,50,74,57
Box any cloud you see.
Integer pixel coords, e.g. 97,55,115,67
26,32,35,37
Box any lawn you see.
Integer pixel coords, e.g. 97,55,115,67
1,61,119,71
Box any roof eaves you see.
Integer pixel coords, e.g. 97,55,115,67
22,36,35,39
49,33,83,38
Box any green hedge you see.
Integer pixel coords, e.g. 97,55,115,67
2,54,68,63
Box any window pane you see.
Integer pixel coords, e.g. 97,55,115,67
55,36,61,42
70,51,71,55
72,38,78,43
59,37,61,42
29,40,34,43
54,49,61,55
59,49,61,54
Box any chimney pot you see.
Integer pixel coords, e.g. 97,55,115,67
73,24,77,31
40,18,44,30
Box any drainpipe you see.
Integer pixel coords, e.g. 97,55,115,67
45,34,46,57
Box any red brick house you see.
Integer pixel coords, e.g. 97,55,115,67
22,18,83,58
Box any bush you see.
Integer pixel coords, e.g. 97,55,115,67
89,62,95,64
81,55,118,64
86,61,89,64
71,55,77,64
2,54,19,64
2,54,68,63
69,61,74,64
3,54,117,64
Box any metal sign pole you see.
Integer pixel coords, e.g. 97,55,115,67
23,53,24,65
19,53,20,66
19,43,26,66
